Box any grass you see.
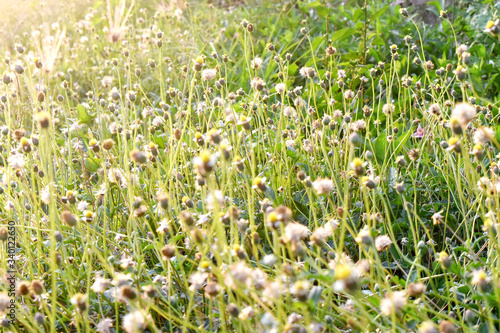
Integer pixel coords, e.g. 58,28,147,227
0,0,500,332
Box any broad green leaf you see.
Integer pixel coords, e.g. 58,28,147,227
77,104,94,124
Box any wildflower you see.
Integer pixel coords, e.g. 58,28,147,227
455,65,467,81
380,291,407,316
446,137,461,153
188,272,208,291
310,225,332,246
130,149,148,164
41,185,51,204
61,211,77,227
472,144,484,160
30,280,44,295
351,158,364,176
202,68,217,81
428,103,441,117
126,91,136,102
351,120,366,132
333,262,359,292
37,112,51,129
193,150,216,177
283,105,296,117
473,127,494,145
238,306,255,320
250,77,265,91
156,219,170,234
275,83,286,94
375,235,392,252
355,226,373,246
123,311,146,333
382,103,395,115
118,285,138,302
419,321,439,333
290,280,310,302
237,115,252,130
284,222,310,243
266,205,292,228
91,276,111,293
437,251,452,270
141,107,154,118
299,66,316,78
251,57,263,69
225,261,253,289
485,20,499,36
83,210,94,223
204,281,221,298
206,190,224,210
471,270,491,292
70,293,88,312
8,154,25,169
408,148,419,161
451,103,475,130
96,318,113,333
439,321,456,333
431,211,444,225
326,46,337,56
344,89,354,99
361,176,376,189
407,282,426,297
312,178,334,195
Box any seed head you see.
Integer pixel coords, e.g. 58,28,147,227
61,210,77,227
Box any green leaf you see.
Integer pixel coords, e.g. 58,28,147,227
77,104,94,124
288,63,298,76
305,1,328,18
308,286,323,306
373,133,387,161
371,36,385,46
84,158,100,173
331,28,356,42
371,5,389,21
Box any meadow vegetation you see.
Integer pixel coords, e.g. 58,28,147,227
0,0,500,332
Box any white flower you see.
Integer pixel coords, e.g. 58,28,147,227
299,66,316,78
91,276,111,293
202,69,217,81
284,222,310,243
312,178,334,195
206,190,224,210
283,106,296,117
141,106,154,118
0,293,9,312
8,154,25,169
473,127,494,145
275,83,286,94
123,311,146,333
382,103,395,115
77,201,89,212
380,291,407,316
375,235,393,252
344,90,354,99
4,201,15,211
251,57,263,69
96,318,113,333
41,185,51,204
152,116,165,127
451,102,476,128
188,272,208,291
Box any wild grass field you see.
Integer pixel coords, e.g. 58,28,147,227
0,0,500,332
